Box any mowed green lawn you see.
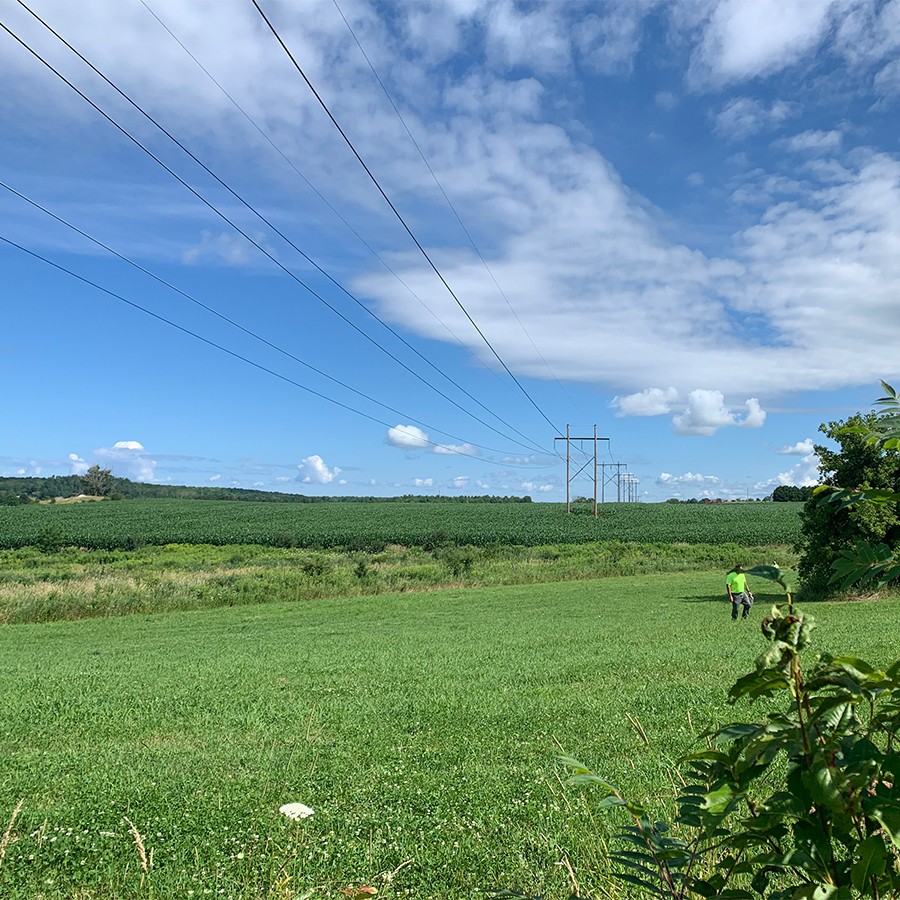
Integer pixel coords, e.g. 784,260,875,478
2,574,898,900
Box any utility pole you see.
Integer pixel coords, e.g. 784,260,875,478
554,428,609,516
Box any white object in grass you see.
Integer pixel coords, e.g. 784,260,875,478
279,802,314,820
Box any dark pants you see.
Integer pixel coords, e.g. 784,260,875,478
731,592,753,620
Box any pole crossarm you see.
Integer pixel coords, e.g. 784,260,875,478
555,431,612,516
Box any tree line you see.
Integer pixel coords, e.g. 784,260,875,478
0,471,533,505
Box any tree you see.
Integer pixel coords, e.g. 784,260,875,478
81,464,114,498
771,484,814,502
798,389,900,597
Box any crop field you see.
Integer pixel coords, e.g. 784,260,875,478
0,499,803,550
2,573,899,899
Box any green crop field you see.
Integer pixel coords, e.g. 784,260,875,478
2,573,898,900
0,499,803,550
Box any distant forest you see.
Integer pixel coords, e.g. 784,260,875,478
0,474,533,505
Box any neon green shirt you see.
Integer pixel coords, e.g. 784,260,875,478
726,572,747,594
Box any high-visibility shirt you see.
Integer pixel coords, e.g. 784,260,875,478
727,571,747,593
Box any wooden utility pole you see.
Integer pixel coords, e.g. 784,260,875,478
555,428,610,516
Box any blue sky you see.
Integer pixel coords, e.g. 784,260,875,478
2,0,898,501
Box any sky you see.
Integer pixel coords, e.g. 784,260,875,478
2,0,899,502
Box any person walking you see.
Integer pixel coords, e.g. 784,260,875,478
726,564,754,620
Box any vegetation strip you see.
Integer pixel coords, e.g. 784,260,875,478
0,499,803,551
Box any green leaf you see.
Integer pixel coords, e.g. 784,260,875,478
870,802,900,850
850,834,887,893
716,722,767,741
791,885,851,900
728,669,791,703
802,764,843,811
702,783,738,814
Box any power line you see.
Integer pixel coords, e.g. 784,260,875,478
251,0,564,438
137,0,487,366
3,7,548,458
1,233,553,471
0,179,551,461
330,0,588,423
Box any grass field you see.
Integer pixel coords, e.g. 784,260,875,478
0,499,803,550
2,572,898,899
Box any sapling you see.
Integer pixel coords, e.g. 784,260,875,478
563,564,900,899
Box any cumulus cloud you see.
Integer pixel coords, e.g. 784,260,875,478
386,425,430,450
672,391,728,436
612,387,679,417
779,438,816,455
657,471,721,485
68,452,88,475
412,477,433,487
670,391,766,435
689,0,842,85
520,481,555,492
741,398,767,429
450,475,469,489
94,441,157,481
297,454,341,485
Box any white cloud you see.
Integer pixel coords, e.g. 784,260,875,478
68,453,88,476
520,481,553,492
783,130,843,154
181,231,274,267
760,453,821,489
209,474,221,482
297,454,341,485
386,425,430,449
7,0,900,423
779,438,816,455
714,97,795,140
655,91,678,110
657,472,720,485
612,387,679,417
689,0,844,86
433,442,478,456
450,475,469,489
413,477,433,487
874,59,900,105
672,390,737,436
95,441,157,481
741,398,767,429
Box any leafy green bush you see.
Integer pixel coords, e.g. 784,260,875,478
561,567,900,899
797,410,900,598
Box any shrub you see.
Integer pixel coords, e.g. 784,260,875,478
558,567,900,900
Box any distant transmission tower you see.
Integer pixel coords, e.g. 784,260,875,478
554,425,610,517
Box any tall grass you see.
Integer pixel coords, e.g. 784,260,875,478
0,541,798,624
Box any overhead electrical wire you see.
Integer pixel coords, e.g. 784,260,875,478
2,7,549,458
0,233,552,470
330,0,588,423
136,0,488,365
251,0,565,439
0,179,553,462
